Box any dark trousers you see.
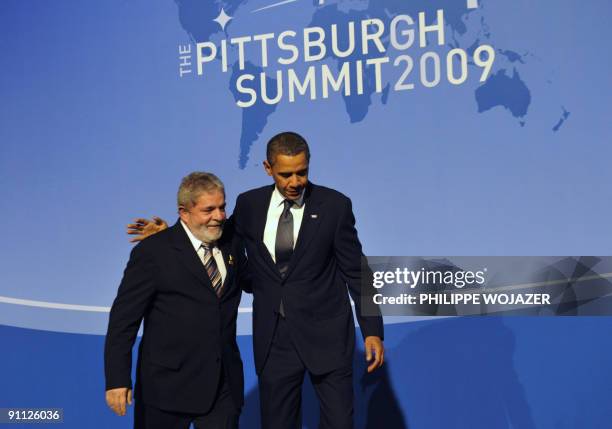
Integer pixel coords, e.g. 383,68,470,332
134,372,240,429
259,317,353,429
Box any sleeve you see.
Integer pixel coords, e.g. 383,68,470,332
104,244,157,390
334,196,384,340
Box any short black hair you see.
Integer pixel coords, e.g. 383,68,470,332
266,132,310,165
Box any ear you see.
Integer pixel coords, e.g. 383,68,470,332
263,160,273,177
178,205,189,223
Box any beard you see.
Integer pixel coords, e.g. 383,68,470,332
193,223,224,244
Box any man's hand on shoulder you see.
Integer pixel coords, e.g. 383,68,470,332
364,336,384,373
127,216,168,243
105,387,132,416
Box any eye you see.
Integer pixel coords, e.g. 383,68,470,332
279,173,292,179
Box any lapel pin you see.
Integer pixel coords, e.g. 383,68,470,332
228,255,234,265
311,214,318,219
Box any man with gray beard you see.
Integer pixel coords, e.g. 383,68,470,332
105,172,246,429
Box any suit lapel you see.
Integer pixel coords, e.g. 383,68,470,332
218,240,236,299
254,186,282,279
284,184,322,280
254,185,275,243
171,221,217,297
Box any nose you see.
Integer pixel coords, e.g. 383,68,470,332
288,175,299,188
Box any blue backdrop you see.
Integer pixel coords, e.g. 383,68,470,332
1,0,611,427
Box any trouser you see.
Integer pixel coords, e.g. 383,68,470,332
258,317,353,429
134,372,240,429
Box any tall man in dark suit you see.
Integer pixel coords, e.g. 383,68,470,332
232,132,384,429
127,133,384,429
105,172,245,429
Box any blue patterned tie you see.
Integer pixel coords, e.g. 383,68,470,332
201,244,223,297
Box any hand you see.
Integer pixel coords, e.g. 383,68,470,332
105,387,132,416
364,336,384,373
127,217,168,243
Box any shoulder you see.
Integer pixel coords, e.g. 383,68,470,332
310,183,349,200
309,183,352,208
237,185,273,200
133,224,174,254
235,185,273,209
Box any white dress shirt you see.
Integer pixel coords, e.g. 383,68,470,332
263,186,305,262
181,221,227,284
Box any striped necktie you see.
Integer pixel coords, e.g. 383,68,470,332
200,243,223,297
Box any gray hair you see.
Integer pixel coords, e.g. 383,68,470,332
177,172,225,209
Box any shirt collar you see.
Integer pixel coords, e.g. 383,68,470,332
271,186,305,208
180,220,216,252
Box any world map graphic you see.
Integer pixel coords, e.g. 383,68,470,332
175,0,570,168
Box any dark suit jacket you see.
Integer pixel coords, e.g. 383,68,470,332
233,183,383,375
104,221,245,414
